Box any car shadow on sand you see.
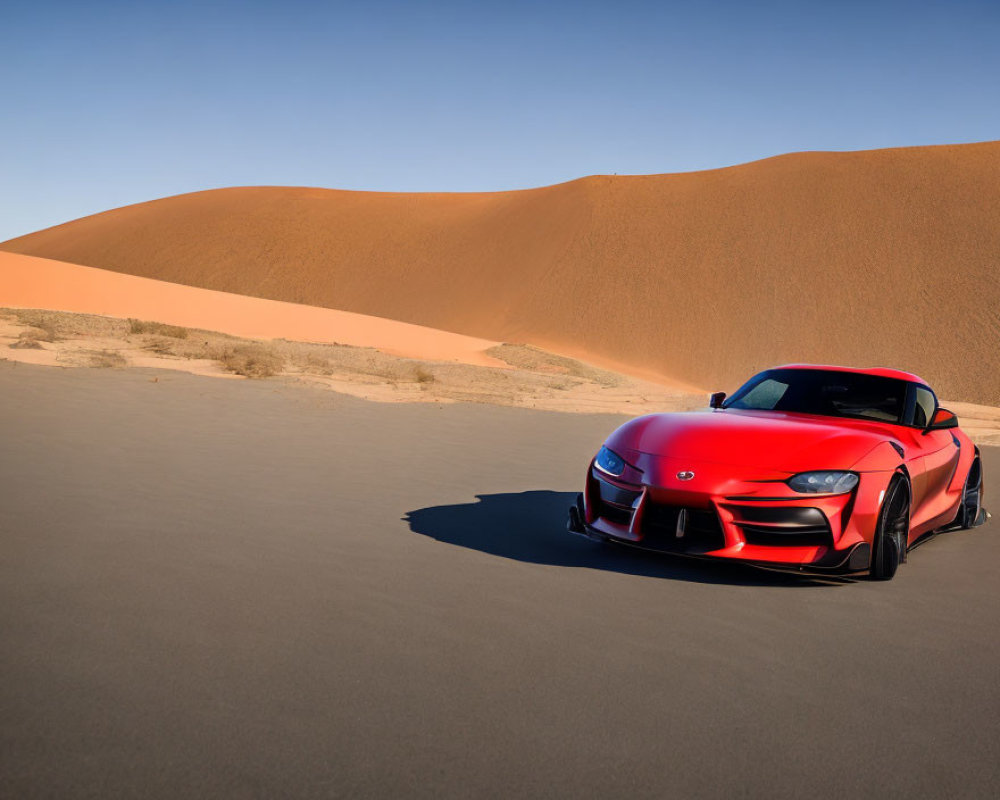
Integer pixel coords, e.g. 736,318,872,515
404,490,848,587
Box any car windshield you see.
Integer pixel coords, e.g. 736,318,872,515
724,368,906,423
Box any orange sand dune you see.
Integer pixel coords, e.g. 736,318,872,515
4,141,999,403
0,252,503,367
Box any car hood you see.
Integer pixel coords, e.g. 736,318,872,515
605,409,895,475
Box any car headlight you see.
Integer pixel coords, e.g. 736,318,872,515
787,471,859,494
594,446,626,477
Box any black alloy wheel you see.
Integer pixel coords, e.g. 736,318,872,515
870,475,910,581
958,457,984,529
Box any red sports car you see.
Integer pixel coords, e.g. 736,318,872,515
567,365,986,580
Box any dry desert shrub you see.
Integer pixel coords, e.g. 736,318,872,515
303,352,335,375
128,319,189,338
10,337,44,349
216,344,284,378
15,318,60,342
413,366,436,385
87,350,128,368
10,308,125,339
142,337,179,356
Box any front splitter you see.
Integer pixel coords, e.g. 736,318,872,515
567,497,871,576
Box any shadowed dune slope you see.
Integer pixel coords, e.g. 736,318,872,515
4,141,999,403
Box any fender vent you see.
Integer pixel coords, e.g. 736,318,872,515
889,441,905,458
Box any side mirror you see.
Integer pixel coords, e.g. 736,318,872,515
709,391,727,409
924,407,958,433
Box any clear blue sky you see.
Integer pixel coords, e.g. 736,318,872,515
2,0,998,240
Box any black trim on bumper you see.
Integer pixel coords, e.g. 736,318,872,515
567,495,870,575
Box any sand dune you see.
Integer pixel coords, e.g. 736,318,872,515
0,251,502,366
4,141,999,403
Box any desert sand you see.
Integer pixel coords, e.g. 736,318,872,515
0,251,503,367
4,305,999,439
3,141,999,797
0,306,711,415
1,362,997,797
3,141,999,404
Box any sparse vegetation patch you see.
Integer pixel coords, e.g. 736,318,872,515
303,352,334,375
142,337,179,356
86,350,128,369
10,338,44,350
0,306,709,417
14,315,60,342
216,344,284,378
129,319,189,338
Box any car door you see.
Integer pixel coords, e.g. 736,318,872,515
907,385,960,534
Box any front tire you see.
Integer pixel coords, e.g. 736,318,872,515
870,475,910,581
957,457,984,529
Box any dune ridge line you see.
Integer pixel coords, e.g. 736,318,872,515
3,140,999,404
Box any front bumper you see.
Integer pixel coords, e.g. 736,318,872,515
568,493,871,574
568,458,883,574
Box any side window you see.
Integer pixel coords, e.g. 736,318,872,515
913,386,936,428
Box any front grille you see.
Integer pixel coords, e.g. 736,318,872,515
728,505,832,548
639,503,725,554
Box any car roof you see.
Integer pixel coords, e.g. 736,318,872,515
772,363,929,386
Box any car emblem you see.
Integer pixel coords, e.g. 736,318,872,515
676,471,695,481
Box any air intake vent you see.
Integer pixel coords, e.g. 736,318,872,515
728,505,832,548
640,504,725,553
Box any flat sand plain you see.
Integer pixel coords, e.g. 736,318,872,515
1,363,997,798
